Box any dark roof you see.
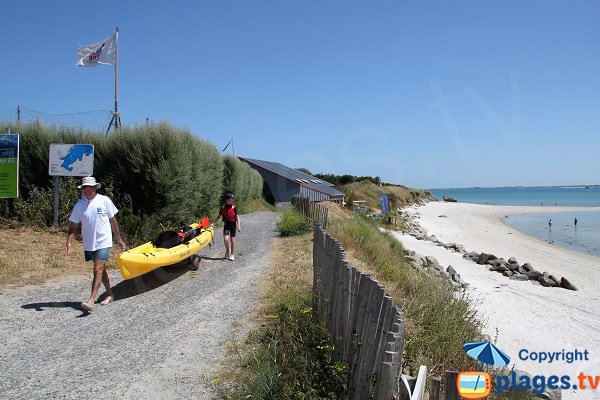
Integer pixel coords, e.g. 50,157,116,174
240,157,344,199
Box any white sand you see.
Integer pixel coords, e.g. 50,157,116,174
393,202,600,399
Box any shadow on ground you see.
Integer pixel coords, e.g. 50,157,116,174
21,262,193,317
101,262,191,302
21,301,90,317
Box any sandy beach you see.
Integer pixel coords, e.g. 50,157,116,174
394,202,600,399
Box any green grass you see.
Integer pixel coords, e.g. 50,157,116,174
236,197,276,214
211,234,347,399
276,208,310,237
327,214,482,374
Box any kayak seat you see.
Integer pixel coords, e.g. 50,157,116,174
152,231,180,249
178,228,200,244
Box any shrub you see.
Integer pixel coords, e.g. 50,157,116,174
277,208,310,237
222,155,262,202
1,121,224,241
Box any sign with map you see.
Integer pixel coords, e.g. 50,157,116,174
0,133,19,198
48,144,94,176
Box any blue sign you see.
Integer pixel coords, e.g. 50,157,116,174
48,144,94,176
379,194,389,213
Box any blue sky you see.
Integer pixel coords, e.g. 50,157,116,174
2,1,599,188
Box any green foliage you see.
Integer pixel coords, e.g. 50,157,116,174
222,155,263,202
12,177,80,228
295,167,312,175
212,258,347,399
313,173,380,187
236,197,276,214
1,121,224,242
277,208,310,237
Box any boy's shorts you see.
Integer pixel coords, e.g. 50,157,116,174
223,222,237,237
84,247,111,262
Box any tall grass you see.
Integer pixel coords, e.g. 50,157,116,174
212,234,347,399
327,214,482,374
276,208,310,237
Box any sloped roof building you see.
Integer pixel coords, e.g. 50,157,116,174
239,157,344,204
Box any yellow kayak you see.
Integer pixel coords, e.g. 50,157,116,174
118,218,215,280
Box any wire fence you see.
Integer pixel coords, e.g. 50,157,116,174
1,106,114,132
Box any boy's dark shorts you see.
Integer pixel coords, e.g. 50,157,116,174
223,222,237,237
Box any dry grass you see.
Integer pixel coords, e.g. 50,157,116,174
319,201,353,222
262,233,313,307
342,180,433,210
0,227,119,288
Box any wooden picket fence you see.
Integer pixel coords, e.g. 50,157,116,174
313,224,405,399
292,195,328,229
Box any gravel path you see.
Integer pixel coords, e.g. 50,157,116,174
0,211,279,400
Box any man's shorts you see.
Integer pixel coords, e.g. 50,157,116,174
84,247,111,262
223,222,237,237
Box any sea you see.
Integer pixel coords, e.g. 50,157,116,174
429,187,600,257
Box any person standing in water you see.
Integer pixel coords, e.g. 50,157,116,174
574,218,578,227
548,219,552,229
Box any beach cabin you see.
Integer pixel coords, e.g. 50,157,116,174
239,157,345,206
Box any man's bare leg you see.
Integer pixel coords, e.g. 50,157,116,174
85,260,106,307
101,268,113,301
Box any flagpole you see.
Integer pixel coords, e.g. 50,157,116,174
107,25,121,133
114,25,121,129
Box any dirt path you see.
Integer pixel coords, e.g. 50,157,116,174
0,211,279,400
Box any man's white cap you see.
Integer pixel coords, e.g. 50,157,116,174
78,176,101,189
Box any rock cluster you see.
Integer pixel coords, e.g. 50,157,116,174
404,221,577,291
462,251,577,290
404,251,469,290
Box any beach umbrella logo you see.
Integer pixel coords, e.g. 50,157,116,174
463,341,511,367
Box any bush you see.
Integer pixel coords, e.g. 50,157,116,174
1,121,224,241
222,155,262,202
277,208,310,237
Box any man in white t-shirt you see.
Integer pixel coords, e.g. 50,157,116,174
66,176,126,312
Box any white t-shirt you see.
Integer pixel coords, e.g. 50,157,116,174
69,194,118,251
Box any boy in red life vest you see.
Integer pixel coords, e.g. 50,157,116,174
220,193,241,261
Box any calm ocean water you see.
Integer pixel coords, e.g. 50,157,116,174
429,187,600,256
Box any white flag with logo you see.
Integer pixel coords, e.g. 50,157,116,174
76,32,117,67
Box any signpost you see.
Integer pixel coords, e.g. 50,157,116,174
0,132,19,218
48,144,94,225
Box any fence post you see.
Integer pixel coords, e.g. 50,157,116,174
444,371,459,400
53,176,61,226
429,376,441,400
399,375,416,400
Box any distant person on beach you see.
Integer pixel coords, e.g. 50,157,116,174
574,218,578,227
548,219,552,229
65,177,126,312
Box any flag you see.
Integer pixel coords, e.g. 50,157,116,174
76,32,117,67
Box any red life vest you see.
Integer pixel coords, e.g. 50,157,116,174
221,204,237,222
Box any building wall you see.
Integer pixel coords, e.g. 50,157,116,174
246,162,344,204
252,165,302,203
